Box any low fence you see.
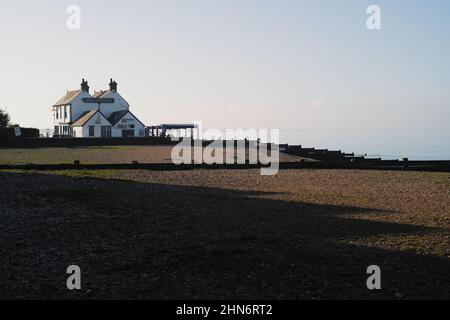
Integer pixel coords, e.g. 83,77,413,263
1,160,449,173
0,136,178,148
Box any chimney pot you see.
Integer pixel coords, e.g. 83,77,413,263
109,78,118,91
81,79,90,92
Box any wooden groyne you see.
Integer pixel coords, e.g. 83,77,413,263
1,159,449,172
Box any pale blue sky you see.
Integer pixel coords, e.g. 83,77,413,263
0,0,449,158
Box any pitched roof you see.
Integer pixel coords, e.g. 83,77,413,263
70,109,100,127
108,110,129,126
53,90,82,106
93,90,110,98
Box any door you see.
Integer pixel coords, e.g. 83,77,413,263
101,126,111,138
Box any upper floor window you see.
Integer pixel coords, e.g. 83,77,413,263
64,106,67,119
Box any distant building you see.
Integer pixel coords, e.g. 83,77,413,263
52,79,145,138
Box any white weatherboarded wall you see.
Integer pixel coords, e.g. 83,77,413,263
72,127,83,138
82,112,111,137
70,91,98,121
71,111,111,138
97,91,130,118
112,111,145,137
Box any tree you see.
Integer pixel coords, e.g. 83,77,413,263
0,109,11,127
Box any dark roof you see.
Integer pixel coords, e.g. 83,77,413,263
53,90,82,106
128,111,146,128
108,110,145,127
70,110,99,127
108,110,129,126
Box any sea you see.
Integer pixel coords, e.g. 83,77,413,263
280,130,450,161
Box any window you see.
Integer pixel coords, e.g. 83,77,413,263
130,125,135,129
64,106,67,119
122,130,134,138
89,126,95,137
101,126,111,138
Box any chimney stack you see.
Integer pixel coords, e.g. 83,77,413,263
81,79,90,92
109,78,118,92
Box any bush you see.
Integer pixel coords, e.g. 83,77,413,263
0,127,40,138
0,109,10,127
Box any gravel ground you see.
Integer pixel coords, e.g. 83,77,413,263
0,145,306,165
0,168,449,300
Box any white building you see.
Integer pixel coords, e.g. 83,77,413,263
52,79,145,138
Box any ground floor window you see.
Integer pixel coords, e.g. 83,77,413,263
122,130,134,138
101,126,111,138
54,126,70,136
89,126,95,138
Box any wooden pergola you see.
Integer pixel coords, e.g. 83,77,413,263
146,124,198,138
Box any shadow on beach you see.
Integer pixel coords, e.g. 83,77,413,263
0,171,448,300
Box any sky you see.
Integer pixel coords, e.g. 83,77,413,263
0,0,449,158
